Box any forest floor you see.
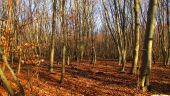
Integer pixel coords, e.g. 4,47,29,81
0,60,170,96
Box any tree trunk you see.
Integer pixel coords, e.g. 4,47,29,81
90,47,96,66
0,68,14,95
50,0,57,72
118,46,122,66
140,0,157,91
131,0,140,74
166,0,170,66
60,45,66,83
17,47,22,74
120,50,126,72
3,54,25,95
60,0,66,84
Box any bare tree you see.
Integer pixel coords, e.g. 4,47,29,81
50,0,57,72
140,0,158,91
166,0,170,66
60,0,66,84
131,0,140,74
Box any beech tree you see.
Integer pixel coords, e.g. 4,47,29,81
50,0,57,72
140,0,158,91
166,0,170,66
60,0,66,84
131,0,140,74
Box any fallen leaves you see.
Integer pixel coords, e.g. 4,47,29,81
0,60,169,95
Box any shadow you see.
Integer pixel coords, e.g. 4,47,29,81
35,65,135,95
7,60,170,95
66,67,137,88
38,69,102,96
150,82,170,94
38,72,61,85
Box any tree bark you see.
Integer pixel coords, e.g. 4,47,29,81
140,0,157,91
166,0,170,66
0,68,14,95
131,0,140,74
50,0,57,72
60,0,66,84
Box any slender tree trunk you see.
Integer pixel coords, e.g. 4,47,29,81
17,46,22,74
120,0,127,73
61,45,66,83
118,46,122,65
90,47,96,66
140,0,157,91
166,0,170,66
121,49,126,72
131,0,140,74
0,68,14,95
50,0,57,72
3,54,25,95
60,0,66,84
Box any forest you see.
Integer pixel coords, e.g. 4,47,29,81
0,0,170,95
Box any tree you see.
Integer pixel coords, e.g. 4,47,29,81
157,0,169,66
131,0,140,74
166,0,170,66
50,0,57,72
0,68,14,95
140,0,158,91
90,47,96,65
102,0,130,72
60,0,66,84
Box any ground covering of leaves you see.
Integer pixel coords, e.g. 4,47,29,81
0,60,170,96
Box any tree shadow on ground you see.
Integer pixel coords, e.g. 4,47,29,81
35,62,170,95
150,82,170,94
66,66,137,88
37,64,135,95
